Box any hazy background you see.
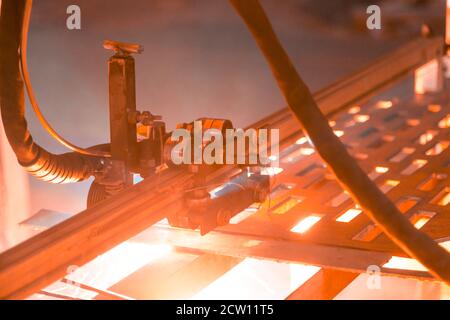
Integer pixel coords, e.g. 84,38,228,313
17,0,444,215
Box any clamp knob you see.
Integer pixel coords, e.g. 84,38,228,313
103,39,143,55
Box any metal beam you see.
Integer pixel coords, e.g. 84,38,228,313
133,226,433,281
286,269,359,300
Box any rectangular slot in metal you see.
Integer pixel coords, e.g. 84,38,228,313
425,141,449,156
417,173,447,191
353,224,382,242
290,215,323,234
409,211,436,229
396,196,421,213
389,147,415,163
271,196,304,215
401,159,428,175
336,208,362,223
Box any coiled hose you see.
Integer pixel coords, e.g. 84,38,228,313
0,0,102,183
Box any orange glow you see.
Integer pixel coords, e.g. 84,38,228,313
414,59,441,94
383,242,450,272
426,141,449,156
354,115,370,123
401,159,427,175
417,174,447,192
447,0,450,45
299,147,315,156
416,130,438,145
376,100,393,109
336,208,362,223
432,188,450,206
271,196,304,215
230,208,257,224
295,137,308,145
410,211,435,229
396,197,420,213
389,147,415,163
348,106,361,114
428,104,442,113
413,217,430,229
330,191,351,207
380,180,400,194
334,130,345,138
383,257,428,272
290,215,322,234
438,115,450,128
353,224,381,242
375,166,389,174
64,242,172,290
260,167,284,176
407,119,420,127
191,258,321,300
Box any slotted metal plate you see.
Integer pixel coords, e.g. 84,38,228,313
218,77,450,256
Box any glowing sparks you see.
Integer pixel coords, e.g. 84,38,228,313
290,215,323,234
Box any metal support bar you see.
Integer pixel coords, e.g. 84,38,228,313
107,44,140,184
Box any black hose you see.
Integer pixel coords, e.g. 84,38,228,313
0,0,101,183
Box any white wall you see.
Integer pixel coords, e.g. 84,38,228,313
0,118,31,251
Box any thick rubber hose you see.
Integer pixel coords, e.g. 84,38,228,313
0,0,101,183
